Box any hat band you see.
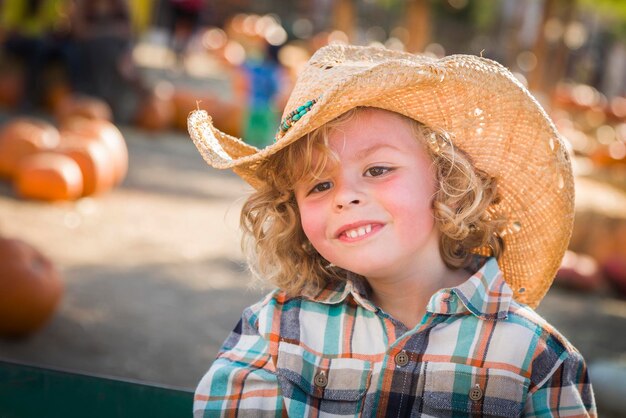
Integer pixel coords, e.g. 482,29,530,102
276,98,319,139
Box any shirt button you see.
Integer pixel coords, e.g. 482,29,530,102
314,371,328,388
469,384,483,401
394,351,409,367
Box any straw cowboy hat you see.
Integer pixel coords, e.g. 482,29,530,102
187,44,574,308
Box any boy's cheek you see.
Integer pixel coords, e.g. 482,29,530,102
380,175,434,208
378,190,436,235
299,207,326,244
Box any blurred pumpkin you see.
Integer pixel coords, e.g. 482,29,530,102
172,89,199,131
55,94,113,123
60,117,128,186
135,93,175,131
57,132,115,196
0,69,24,108
0,118,61,179
45,82,72,114
555,251,604,292
212,100,244,139
602,256,626,297
15,153,83,201
0,237,63,337
175,91,243,137
590,147,626,168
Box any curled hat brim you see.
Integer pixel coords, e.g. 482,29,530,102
188,44,574,308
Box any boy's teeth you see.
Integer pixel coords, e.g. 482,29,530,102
345,224,373,238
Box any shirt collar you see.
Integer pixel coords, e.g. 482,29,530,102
303,273,378,312
426,257,512,320
304,257,512,320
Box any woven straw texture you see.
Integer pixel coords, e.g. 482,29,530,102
187,44,574,308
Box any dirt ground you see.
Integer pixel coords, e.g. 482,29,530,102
1,118,625,415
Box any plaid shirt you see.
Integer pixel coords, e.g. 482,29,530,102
194,257,596,417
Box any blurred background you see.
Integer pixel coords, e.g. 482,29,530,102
0,0,625,415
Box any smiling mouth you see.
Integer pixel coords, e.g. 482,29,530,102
338,223,383,241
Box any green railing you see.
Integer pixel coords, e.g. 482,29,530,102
0,360,194,417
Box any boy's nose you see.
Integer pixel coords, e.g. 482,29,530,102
335,198,360,210
333,180,363,210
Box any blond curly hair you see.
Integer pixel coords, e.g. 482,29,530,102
241,108,506,296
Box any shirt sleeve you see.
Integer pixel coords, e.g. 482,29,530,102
523,350,597,417
193,304,285,418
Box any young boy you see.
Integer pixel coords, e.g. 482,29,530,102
188,44,596,417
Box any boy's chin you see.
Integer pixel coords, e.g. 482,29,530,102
336,262,393,281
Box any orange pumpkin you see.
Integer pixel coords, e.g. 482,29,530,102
57,132,115,196
555,251,604,292
0,237,63,337
55,94,113,123
0,118,61,179
60,117,128,186
0,69,24,108
15,153,83,201
211,100,244,138
602,256,626,296
174,90,244,137
135,94,175,131
173,89,199,131
45,82,73,114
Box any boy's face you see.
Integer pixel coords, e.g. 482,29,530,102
294,109,440,282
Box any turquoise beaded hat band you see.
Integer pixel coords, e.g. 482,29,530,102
277,98,320,138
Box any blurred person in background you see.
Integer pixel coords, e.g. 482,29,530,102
1,0,78,112
241,41,284,149
168,0,204,64
70,0,144,122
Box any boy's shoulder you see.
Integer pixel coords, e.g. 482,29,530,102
243,280,368,332
506,298,581,360
247,283,348,312
502,300,591,395
249,276,364,313
242,288,309,322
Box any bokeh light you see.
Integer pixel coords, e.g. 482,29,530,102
292,18,314,39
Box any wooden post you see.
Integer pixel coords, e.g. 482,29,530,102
404,0,431,53
332,0,356,42
528,0,556,92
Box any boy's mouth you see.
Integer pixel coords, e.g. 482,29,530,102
336,222,383,241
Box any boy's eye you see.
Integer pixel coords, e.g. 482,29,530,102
365,166,392,177
309,181,332,194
